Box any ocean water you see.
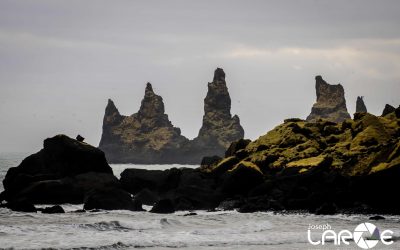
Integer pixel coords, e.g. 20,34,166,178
1,153,400,250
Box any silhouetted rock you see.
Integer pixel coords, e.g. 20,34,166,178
76,134,85,142
2,135,112,203
306,76,351,123
99,68,244,164
369,215,385,220
1,135,136,211
150,199,175,214
5,201,37,213
42,205,65,214
134,188,159,206
381,104,395,116
83,187,143,211
200,155,222,168
356,96,367,113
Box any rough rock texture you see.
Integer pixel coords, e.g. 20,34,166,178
99,68,244,164
382,104,396,116
306,76,351,123
1,135,136,211
199,108,400,213
99,83,189,164
190,68,245,159
356,96,367,113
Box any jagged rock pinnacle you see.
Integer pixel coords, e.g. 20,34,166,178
213,68,226,82
306,75,351,123
356,96,367,113
145,82,153,93
382,104,396,116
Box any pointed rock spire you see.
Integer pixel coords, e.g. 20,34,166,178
105,99,120,117
138,82,165,118
306,75,351,123
381,104,396,116
213,67,226,82
196,68,244,150
356,96,367,113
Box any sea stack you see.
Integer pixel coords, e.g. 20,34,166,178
99,83,189,164
98,68,244,164
191,68,244,158
306,75,351,123
355,96,367,113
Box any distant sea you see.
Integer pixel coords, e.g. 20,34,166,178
1,153,399,249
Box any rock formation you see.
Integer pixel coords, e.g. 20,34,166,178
119,107,400,214
99,82,190,163
99,68,244,164
189,68,244,159
355,96,367,113
382,104,396,116
1,135,141,211
306,76,351,123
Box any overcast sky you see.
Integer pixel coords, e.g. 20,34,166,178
0,0,399,153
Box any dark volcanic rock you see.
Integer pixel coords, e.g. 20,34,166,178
150,199,175,214
1,135,133,210
120,168,180,194
369,215,385,220
306,76,351,123
200,155,222,168
381,104,396,116
99,83,189,164
225,139,251,157
42,205,65,214
355,96,367,113
2,135,112,202
190,68,244,159
5,201,37,212
83,187,143,211
99,68,244,164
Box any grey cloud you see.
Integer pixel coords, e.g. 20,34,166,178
0,0,399,153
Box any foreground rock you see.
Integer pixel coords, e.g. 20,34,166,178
99,68,244,164
84,187,143,211
121,107,400,214
1,135,136,211
306,76,351,123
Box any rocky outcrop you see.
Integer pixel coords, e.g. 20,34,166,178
382,104,396,116
190,68,244,159
99,68,244,164
99,83,189,164
356,96,367,113
1,135,137,211
306,76,351,123
198,108,400,213
119,107,400,214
